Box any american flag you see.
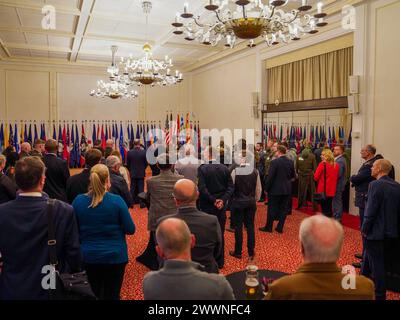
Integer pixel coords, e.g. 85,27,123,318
165,113,171,145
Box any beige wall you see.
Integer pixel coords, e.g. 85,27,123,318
371,0,400,176
0,62,191,124
192,53,258,132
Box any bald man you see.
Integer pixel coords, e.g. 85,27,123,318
143,218,234,300
19,142,32,159
159,179,222,273
361,159,400,300
265,215,374,300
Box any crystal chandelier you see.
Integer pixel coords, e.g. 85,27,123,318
117,0,183,87
90,79,139,99
90,46,138,99
171,0,328,48
119,43,183,86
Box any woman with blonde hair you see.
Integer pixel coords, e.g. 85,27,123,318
72,164,135,300
314,149,339,217
110,150,131,189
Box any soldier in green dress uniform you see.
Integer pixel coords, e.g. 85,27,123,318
296,147,317,210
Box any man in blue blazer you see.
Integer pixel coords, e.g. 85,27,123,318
260,145,295,234
333,145,347,223
361,159,400,300
350,145,396,267
0,157,81,300
350,145,378,228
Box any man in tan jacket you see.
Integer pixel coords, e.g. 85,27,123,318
265,215,374,300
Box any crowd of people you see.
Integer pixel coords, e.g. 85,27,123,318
0,136,399,300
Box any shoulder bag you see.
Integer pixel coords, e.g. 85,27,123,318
46,199,96,300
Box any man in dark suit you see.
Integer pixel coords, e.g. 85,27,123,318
0,156,81,300
198,146,234,268
43,139,70,202
66,148,102,203
0,155,17,204
255,142,266,202
350,145,395,267
260,145,295,234
104,139,114,159
106,155,133,208
351,145,378,229
19,142,32,159
313,142,326,165
127,139,148,205
361,159,400,300
147,142,160,176
163,179,222,273
333,144,347,223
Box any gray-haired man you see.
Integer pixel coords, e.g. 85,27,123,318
265,215,374,300
143,218,234,300
106,155,133,208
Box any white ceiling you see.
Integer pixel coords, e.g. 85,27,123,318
0,0,329,69
0,0,226,68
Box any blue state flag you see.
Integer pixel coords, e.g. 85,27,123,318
14,123,19,153
119,123,125,162
92,123,97,143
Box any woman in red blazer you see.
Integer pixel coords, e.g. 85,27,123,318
314,149,339,217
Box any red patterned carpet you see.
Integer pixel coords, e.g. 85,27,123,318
121,203,400,300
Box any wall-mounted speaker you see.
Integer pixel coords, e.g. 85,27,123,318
349,75,359,94
348,95,359,114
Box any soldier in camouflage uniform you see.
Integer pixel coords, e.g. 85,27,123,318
296,147,317,210
264,141,277,176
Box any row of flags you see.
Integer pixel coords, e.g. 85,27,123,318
0,123,48,154
164,112,200,146
263,123,351,148
0,116,201,168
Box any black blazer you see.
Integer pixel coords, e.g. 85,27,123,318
0,194,81,300
43,153,70,202
362,176,400,240
198,163,234,212
109,170,134,208
126,147,148,179
0,173,17,204
66,168,91,204
161,207,222,274
265,156,295,195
